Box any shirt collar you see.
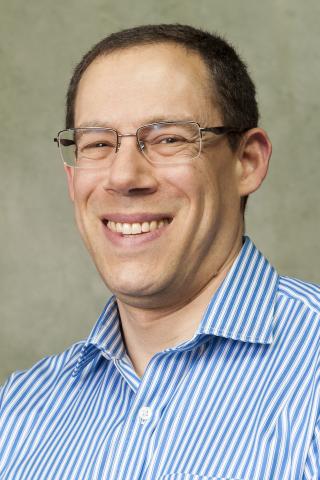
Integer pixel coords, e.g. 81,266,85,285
72,237,278,377
195,236,278,344
71,297,122,377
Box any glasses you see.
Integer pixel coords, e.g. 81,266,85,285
54,121,248,168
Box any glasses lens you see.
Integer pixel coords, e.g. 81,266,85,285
58,128,117,168
138,122,201,164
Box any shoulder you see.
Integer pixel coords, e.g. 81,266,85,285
278,275,320,315
0,341,85,413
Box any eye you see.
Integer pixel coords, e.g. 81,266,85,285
89,142,108,148
161,136,180,144
153,135,187,145
82,140,114,150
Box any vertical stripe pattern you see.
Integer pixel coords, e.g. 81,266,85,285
1,237,319,480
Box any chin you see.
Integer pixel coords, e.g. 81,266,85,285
99,269,161,297
103,273,177,308
114,281,162,299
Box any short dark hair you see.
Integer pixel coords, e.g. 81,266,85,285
65,24,259,211
66,24,259,131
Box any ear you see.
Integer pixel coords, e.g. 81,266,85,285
236,128,272,196
64,164,75,202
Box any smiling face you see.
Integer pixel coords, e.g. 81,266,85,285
66,43,246,309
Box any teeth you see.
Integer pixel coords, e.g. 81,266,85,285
122,223,131,234
141,222,150,233
150,221,157,231
106,219,169,235
131,223,142,234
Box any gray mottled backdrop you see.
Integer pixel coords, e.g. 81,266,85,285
1,0,319,383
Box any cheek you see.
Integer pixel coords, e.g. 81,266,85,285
186,160,220,205
72,170,102,205
200,153,239,203
72,171,103,237
159,162,205,196
162,163,218,227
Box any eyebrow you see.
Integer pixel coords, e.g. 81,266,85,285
76,115,198,129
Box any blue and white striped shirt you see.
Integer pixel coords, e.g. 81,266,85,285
1,237,320,480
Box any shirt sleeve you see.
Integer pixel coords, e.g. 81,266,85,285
303,415,320,479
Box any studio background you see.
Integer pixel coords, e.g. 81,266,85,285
1,0,319,384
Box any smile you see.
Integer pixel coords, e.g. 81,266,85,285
105,218,171,235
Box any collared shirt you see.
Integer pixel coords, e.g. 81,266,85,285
0,237,320,480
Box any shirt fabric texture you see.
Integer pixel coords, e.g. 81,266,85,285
1,237,320,480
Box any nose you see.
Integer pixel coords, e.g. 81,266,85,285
103,135,158,196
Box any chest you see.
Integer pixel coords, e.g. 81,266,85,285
2,338,318,480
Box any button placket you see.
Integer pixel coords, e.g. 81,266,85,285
106,351,184,479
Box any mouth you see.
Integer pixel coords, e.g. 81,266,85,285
103,218,171,235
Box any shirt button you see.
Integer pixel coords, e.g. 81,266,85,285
138,406,153,424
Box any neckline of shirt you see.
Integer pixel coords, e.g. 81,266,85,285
71,236,279,378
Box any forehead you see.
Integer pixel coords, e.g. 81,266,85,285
74,43,221,128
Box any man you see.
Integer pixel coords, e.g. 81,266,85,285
0,24,319,480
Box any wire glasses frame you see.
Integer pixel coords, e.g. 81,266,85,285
54,121,249,168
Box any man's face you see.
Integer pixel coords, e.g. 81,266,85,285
67,43,243,309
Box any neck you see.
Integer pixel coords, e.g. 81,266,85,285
117,235,243,377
